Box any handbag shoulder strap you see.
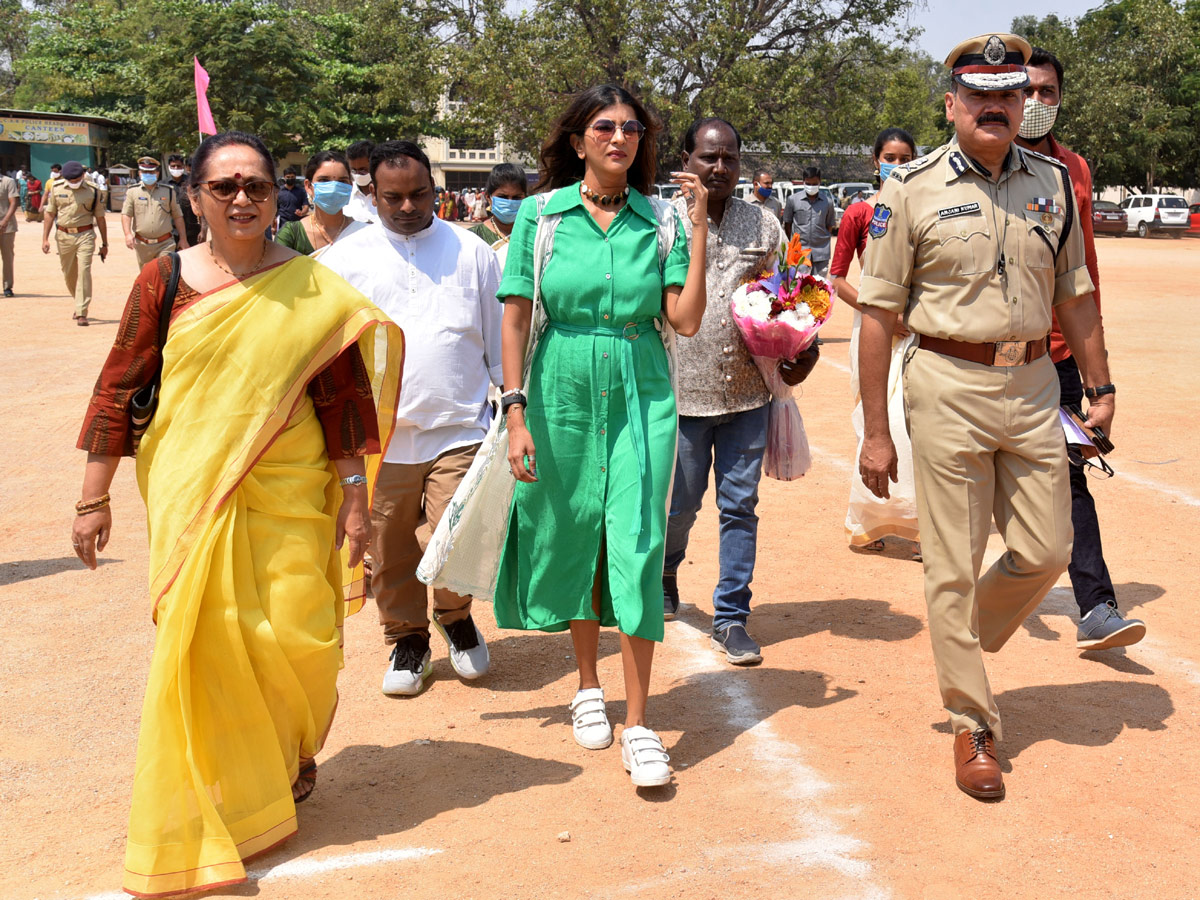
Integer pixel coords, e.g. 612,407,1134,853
647,195,678,272
156,252,181,353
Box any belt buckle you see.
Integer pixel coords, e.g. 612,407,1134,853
622,322,640,341
993,341,1028,367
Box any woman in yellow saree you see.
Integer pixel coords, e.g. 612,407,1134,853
70,132,403,898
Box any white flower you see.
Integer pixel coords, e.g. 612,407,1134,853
779,307,816,330
732,284,774,321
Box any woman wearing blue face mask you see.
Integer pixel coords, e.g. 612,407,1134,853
468,162,528,268
275,150,366,257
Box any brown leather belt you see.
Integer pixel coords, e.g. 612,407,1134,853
60,224,94,234
136,233,172,244
918,335,1049,367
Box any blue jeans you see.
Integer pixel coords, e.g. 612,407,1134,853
664,405,768,629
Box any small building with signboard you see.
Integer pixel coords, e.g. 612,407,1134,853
0,109,116,180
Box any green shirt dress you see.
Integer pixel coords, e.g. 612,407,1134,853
494,186,690,642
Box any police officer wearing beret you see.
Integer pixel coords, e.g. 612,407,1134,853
121,156,189,268
42,160,109,326
856,34,1115,800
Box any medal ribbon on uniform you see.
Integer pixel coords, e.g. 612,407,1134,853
1026,198,1061,214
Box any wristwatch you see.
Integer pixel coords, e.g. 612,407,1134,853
339,474,368,488
1084,383,1116,401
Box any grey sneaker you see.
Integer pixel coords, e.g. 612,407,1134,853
1077,600,1146,651
711,623,762,665
663,572,680,621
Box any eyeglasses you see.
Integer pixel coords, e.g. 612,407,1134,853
587,119,645,140
198,180,277,203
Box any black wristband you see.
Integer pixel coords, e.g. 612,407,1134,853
500,391,527,415
1084,383,1116,400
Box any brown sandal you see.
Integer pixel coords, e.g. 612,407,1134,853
292,760,317,804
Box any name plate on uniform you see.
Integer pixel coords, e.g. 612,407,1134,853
937,202,981,220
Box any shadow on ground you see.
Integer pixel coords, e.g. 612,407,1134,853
0,555,121,586
1022,582,1165,643
671,596,924,647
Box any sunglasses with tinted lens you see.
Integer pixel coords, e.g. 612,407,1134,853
199,180,277,202
588,119,645,140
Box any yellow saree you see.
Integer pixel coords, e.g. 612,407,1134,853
123,256,402,898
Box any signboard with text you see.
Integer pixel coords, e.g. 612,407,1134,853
0,116,109,147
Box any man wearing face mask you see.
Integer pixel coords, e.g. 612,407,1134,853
344,140,378,224
166,153,203,246
782,166,836,277
42,161,108,325
747,170,782,219
121,156,187,268
276,166,310,231
1014,47,1145,654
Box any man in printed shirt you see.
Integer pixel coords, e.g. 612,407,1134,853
320,141,502,697
665,118,819,665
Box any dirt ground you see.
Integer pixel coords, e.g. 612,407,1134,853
1,215,1198,900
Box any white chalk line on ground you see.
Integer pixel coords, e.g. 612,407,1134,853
659,628,889,895
75,846,442,900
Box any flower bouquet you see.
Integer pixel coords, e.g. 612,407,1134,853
730,235,835,481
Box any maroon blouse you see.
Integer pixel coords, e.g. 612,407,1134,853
78,256,379,459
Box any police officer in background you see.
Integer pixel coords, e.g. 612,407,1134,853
857,34,1115,801
121,157,188,268
166,153,203,246
42,160,108,326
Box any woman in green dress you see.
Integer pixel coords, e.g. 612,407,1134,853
495,84,708,788
275,150,364,257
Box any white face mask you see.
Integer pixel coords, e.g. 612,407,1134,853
352,172,371,188
1019,97,1060,141
66,179,84,190
804,184,820,196
168,167,186,178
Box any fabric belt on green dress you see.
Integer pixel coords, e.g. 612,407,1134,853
547,319,660,536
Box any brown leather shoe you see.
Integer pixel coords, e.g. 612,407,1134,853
954,729,1004,800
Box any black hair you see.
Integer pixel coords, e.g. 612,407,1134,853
485,162,527,196
50,163,61,171
369,140,433,183
536,84,659,195
189,131,275,187
682,117,742,153
304,149,350,182
283,165,299,177
872,127,916,160
1028,46,1065,91
346,140,375,162
802,166,821,181
167,153,184,166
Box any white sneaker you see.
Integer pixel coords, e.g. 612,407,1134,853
569,688,613,750
382,636,432,696
620,726,671,787
434,615,490,680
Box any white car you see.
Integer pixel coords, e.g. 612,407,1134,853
1120,194,1189,238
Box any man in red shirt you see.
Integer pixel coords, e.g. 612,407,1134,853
1015,47,1145,652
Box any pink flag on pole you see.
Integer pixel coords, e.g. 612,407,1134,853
194,57,217,135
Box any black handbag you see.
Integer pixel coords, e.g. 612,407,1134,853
130,252,181,450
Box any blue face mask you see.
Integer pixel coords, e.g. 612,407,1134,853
490,195,523,224
878,162,900,182
312,181,353,214
141,173,158,186
755,185,773,200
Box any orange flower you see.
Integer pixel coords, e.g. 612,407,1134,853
785,234,810,268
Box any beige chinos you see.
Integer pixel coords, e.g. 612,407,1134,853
45,182,103,317
859,141,1095,738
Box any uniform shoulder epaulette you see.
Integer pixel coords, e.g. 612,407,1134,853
888,143,949,183
1020,146,1067,170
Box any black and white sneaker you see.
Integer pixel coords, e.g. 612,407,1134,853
711,623,763,666
434,614,490,680
663,571,680,621
382,634,432,696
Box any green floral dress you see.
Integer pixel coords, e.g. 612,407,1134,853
494,186,690,642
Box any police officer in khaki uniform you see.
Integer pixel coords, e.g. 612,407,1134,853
42,160,109,326
857,34,1115,801
121,157,188,268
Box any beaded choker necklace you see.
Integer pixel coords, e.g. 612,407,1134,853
580,182,629,208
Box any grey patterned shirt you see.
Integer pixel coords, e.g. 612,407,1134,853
670,195,783,417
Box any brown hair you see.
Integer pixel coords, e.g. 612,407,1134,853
535,84,659,195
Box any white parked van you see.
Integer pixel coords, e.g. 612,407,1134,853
1120,194,1189,238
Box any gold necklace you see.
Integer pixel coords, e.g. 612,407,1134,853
209,238,269,278
580,181,629,208
309,212,347,248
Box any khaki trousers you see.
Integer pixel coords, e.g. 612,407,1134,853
134,237,176,269
370,443,479,643
903,346,1072,740
0,231,14,290
56,230,95,317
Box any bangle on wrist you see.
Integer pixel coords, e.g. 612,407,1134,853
75,493,111,515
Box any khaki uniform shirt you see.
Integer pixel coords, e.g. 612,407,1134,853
121,183,177,237
858,140,1094,343
671,195,782,416
0,176,18,233
46,181,103,229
